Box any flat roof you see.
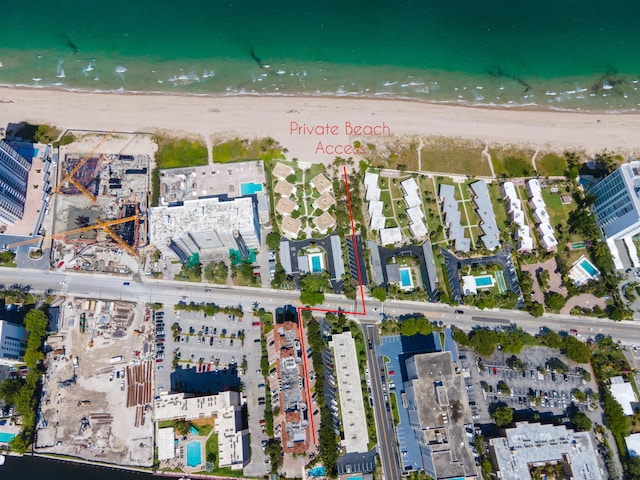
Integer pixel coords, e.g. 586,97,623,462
490,422,603,480
330,332,369,453
380,227,402,245
407,351,477,479
154,391,241,421
157,427,175,460
276,197,297,215
470,180,500,251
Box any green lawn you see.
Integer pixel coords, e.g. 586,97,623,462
156,137,208,169
489,145,536,178
537,153,567,177
486,182,509,233
211,137,285,163
420,136,490,176
541,188,574,227
389,392,400,426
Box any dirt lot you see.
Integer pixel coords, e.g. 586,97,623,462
35,297,155,466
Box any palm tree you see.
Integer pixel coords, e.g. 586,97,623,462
592,241,608,259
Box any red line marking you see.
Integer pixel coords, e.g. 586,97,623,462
297,166,367,446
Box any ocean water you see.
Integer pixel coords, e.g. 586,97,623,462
1,0,640,110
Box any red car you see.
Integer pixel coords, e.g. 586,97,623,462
493,367,497,375
388,370,395,375
570,329,578,334
252,321,260,326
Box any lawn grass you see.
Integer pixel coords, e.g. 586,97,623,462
489,145,536,178
420,136,489,176
206,432,218,467
486,182,509,233
367,138,419,171
211,137,285,163
541,188,574,227
156,137,208,169
537,152,567,177
389,391,400,426
419,176,445,242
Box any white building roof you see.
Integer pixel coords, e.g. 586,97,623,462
369,200,384,216
157,427,175,460
364,171,379,190
527,178,543,198
502,181,518,201
409,219,428,238
626,433,640,458
406,206,424,223
329,332,369,453
370,214,386,231
380,227,402,245
611,381,638,416
366,184,381,202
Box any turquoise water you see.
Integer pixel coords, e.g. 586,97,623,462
311,254,322,273
241,182,263,195
189,425,199,435
2,1,640,110
475,275,494,287
309,467,326,477
400,268,412,287
580,259,599,276
186,441,201,467
0,432,16,443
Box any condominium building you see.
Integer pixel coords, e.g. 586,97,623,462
0,320,28,364
589,161,640,240
0,140,31,225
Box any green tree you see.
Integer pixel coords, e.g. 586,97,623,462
300,273,330,306
174,419,192,436
400,317,433,337
545,292,566,312
491,406,514,427
529,301,544,318
570,411,592,432
468,329,499,356
626,456,640,478
266,232,281,250
562,336,591,363
371,286,387,302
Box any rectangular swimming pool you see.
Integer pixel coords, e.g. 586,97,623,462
400,268,412,287
475,275,494,287
186,441,202,467
17,147,38,159
240,182,263,195
311,254,322,272
189,425,199,435
580,259,599,276
0,432,16,443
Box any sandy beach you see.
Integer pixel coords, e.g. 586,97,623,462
1,87,639,163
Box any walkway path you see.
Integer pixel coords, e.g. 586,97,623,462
482,142,496,178
531,148,540,172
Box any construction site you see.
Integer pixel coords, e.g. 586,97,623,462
21,131,155,273
35,298,155,466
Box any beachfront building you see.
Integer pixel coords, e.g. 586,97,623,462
364,171,385,231
0,320,28,364
0,140,32,225
439,184,470,252
526,179,558,251
469,180,500,251
489,422,603,480
401,178,428,239
501,182,533,253
149,196,260,262
589,161,640,269
403,351,478,479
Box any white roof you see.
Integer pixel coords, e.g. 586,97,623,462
380,227,402,245
364,171,379,189
401,177,419,193
409,220,428,238
502,181,518,201
527,178,542,197
626,433,640,458
158,427,175,460
406,206,425,223
370,214,386,231
611,381,637,416
369,200,384,216
366,184,381,202
539,222,555,235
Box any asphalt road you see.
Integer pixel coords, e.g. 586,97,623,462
3,267,640,345
364,325,401,480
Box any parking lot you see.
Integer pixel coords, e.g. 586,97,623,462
459,346,598,426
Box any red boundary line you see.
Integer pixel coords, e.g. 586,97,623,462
297,166,367,446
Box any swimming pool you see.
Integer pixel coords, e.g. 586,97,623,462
399,267,413,288
186,441,202,468
309,467,326,477
475,275,494,288
580,258,599,276
0,432,16,443
240,182,263,195
17,147,38,159
311,254,322,272
189,425,199,435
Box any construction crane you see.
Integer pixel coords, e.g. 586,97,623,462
68,177,96,202
96,218,138,257
5,215,140,249
51,132,113,199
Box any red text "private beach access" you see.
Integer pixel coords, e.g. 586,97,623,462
290,121,391,154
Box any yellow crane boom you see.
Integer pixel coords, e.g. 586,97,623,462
96,218,138,257
4,215,140,249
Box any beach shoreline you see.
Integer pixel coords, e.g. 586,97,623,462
1,85,638,164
